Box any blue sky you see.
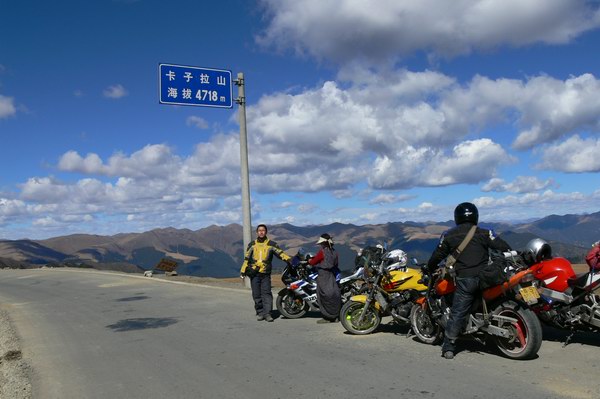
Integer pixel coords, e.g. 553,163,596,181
1,0,600,240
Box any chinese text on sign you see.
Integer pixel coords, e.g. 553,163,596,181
159,64,233,108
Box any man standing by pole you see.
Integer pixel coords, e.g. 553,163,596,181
240,224,291,322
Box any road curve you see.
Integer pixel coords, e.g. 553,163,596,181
1,268,599,399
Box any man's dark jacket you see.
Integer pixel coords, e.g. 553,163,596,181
427,223,511,278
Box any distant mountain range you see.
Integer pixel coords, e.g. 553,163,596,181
1,211,598,277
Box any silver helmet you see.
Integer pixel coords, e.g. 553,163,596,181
384,249,408,271
524,238,552,264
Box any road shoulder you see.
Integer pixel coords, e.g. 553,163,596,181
0,306,31,399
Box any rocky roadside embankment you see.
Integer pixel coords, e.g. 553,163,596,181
0,308,31,399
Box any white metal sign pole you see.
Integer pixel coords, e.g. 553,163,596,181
235,73,252,288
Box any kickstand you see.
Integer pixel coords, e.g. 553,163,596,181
405,326,413,338
563,331,574,348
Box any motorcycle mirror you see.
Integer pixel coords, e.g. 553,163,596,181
412,258,418,265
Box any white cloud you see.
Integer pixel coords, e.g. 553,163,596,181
511,74,600,149
0,95,16,118
103,84,128,99
482,176,555,193
259,0,600,63
10,67,596,232
369,193,415,205
186,116,209,129
246,74,517,192
537,135,600,173
436,73,600,150
368,139,513,189
276,201,294,209
473,190,597,221
297,203,317,213
8,65,600,236
58,144,182,179
247,70,600,186
0,198,28,218
418,202,434,210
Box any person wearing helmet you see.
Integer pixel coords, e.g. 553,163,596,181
240,224,292,322
586,240,600,271
308,233,342,323
426,202,511,359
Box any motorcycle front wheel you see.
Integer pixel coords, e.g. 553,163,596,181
340,300,381,335
493,301,542,360
410,304,443,345
276,290,309,319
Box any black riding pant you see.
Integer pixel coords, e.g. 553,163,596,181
251,273,273,316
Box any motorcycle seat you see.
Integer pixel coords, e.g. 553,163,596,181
567,272,590,289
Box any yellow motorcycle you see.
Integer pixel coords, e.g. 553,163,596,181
341,247,427,335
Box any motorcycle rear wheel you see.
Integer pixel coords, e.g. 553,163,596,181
410,304,443,345
340,300,381,335
276,291,309,319
493,301,542,360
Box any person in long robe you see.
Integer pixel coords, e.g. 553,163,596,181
308,233,341,323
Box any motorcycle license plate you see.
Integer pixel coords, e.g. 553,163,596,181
519,286,540,304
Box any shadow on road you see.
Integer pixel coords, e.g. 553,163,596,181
115,295,150,302
339,321,412,335
106,317,179,332
541,325,600,347
406,332,543,359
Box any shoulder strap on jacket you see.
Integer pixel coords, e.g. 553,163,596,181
445,225,477,268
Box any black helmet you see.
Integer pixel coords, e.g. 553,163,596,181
454,202,479,225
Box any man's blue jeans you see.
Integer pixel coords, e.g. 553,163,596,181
442,276,480,353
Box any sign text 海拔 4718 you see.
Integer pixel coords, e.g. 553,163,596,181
159,64,232,108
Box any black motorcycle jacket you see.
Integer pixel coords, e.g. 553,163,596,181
427,222,511,278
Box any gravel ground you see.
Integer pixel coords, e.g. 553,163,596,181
0,307,31,399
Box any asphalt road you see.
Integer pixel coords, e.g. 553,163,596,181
0,268,599,399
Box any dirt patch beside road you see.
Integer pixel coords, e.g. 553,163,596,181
0,307,31,399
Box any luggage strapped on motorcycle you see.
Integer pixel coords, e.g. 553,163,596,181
479,250,509,290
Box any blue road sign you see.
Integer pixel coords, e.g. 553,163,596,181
159,63,233,108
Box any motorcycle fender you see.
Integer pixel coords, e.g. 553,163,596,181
349,295,382,312
277,288,292,297
415,297,426,306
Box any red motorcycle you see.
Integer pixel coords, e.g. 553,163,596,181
410,253,543,360
523,238,600,344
